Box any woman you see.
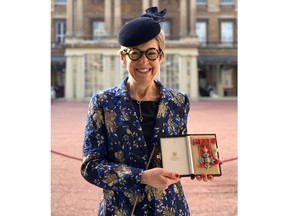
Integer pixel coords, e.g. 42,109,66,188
81,7,212,215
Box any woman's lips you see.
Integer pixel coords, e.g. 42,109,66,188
136,68,151,73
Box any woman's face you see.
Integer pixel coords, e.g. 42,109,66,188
121,39,163,85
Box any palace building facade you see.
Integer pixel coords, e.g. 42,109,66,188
51,0,237,100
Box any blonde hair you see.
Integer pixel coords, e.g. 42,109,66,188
155,29,165,53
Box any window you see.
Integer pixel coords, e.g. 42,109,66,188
55,21,66,44
221,21,234,45
196,0,207,5
220,0,233,5
160,21,171,37
92,21,106,40
55,0,67,5
160,54,179,90
196,21,207,44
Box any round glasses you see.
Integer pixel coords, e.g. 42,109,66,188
123,48,162,61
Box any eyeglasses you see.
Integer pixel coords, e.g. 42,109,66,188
123,48,162,61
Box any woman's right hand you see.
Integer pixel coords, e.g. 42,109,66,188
140,168,180,190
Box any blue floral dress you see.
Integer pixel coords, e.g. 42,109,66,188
81,77,191,215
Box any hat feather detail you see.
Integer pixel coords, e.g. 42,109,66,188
141,7,167,23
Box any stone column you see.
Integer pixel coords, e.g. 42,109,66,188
65,55,75,100
105,0,112,35
66,0,74,37
179,0,188,37
142,0,150,11
75,0,84,38
178,55,188,94
189,55,199,100
75,55,85,100
103,55,112,89
189,0,197,37
216,64,224,96
152,0,158,7
114,57,123,85
114,0,122,35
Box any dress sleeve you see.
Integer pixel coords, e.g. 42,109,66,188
80,92,144,196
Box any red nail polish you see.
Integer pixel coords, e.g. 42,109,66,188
175,174,179,178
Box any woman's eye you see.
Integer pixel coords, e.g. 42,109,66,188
130,51,140,56
147,52,157,57
148,52,156,55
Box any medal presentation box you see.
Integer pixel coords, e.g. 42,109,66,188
160,134,222,177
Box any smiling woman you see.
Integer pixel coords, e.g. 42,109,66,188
120,38,163,90
80,6,212,216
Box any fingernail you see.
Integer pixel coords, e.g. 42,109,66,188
175,174,179,178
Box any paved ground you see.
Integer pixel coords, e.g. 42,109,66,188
51,99,237,216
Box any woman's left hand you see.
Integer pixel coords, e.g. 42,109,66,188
191,174,213,182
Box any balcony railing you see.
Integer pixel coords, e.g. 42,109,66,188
51,35,238,50
198,42,237,49
51,43,65,49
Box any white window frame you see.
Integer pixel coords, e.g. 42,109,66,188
92,21,107,40
160,54,179,90
55,21,66,44
196,21,207,44
160,21,171,37
221,21,234,46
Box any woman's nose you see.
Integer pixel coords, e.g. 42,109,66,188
138,53,149,62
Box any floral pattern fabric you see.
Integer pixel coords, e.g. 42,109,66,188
81,77,191,215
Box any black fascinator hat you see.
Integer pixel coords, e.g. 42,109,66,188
117,7,167,47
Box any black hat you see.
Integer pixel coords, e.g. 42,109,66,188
117,7,167,47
